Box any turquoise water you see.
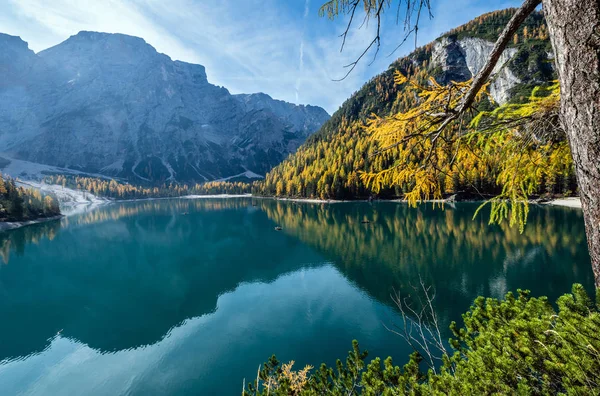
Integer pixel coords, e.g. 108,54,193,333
0,198,593,395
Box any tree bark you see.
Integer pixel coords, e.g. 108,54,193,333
542,0,600,288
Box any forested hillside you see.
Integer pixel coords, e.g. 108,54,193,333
0,175,60,222
253,9,571,200
44,175,251,200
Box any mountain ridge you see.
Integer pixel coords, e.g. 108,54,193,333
0,31,330,183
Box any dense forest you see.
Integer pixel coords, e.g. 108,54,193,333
0,174,60,222
44,175,251,200
252,10,573,200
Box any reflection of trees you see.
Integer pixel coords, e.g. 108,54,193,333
259,201,594,332
0,198,593,364
63,198,253,227
0,198,318,361
1,199,251,264
0,220,61,264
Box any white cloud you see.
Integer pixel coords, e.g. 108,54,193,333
4,0,201,62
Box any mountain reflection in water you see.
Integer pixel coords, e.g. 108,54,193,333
0,198,593,395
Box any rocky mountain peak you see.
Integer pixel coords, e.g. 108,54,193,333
235,93,330,136
0,31,329,183
43,31,156,57
37,31,175,84
0,34,39,87
0,33,31,53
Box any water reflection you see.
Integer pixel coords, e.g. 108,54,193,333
0,199,322,360
257,200,594,331
0,265,405,396
0,220,61,264
63,198,253,228
1,200,250,265
0,198,593,395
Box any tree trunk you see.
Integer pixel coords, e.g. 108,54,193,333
542,0,600,288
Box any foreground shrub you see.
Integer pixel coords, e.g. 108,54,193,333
244,284,600,395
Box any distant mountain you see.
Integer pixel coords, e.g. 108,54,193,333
0,31,330,183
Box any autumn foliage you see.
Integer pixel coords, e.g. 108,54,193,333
44,175,252,200
0,174,60,221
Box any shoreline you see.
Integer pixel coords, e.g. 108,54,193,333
0,215,64,232
183,193,252,199
252,195,583,209
16,181,111,216
250,196,355,204
11,175,582,210
117,194,252,202
0,196,581,233
541,197,582,209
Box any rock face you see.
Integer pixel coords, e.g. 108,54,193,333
0,32,330,182
431,36,520,104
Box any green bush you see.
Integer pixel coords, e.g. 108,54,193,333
245,284,600,395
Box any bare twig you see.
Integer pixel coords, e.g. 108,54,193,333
386,277,449,374
327,0,434,80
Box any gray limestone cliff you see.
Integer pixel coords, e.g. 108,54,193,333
430,35,546,104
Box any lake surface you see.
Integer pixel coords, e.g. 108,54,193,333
0,198,594,395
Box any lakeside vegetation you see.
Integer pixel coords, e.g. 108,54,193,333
245,285,600,395
43,175,252,200
253,81,575,202
0,174,60,222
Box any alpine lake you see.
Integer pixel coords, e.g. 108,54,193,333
0,198,594,395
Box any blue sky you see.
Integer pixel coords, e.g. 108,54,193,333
0,0,521,114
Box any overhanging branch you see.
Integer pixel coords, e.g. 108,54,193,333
454,0,542,115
